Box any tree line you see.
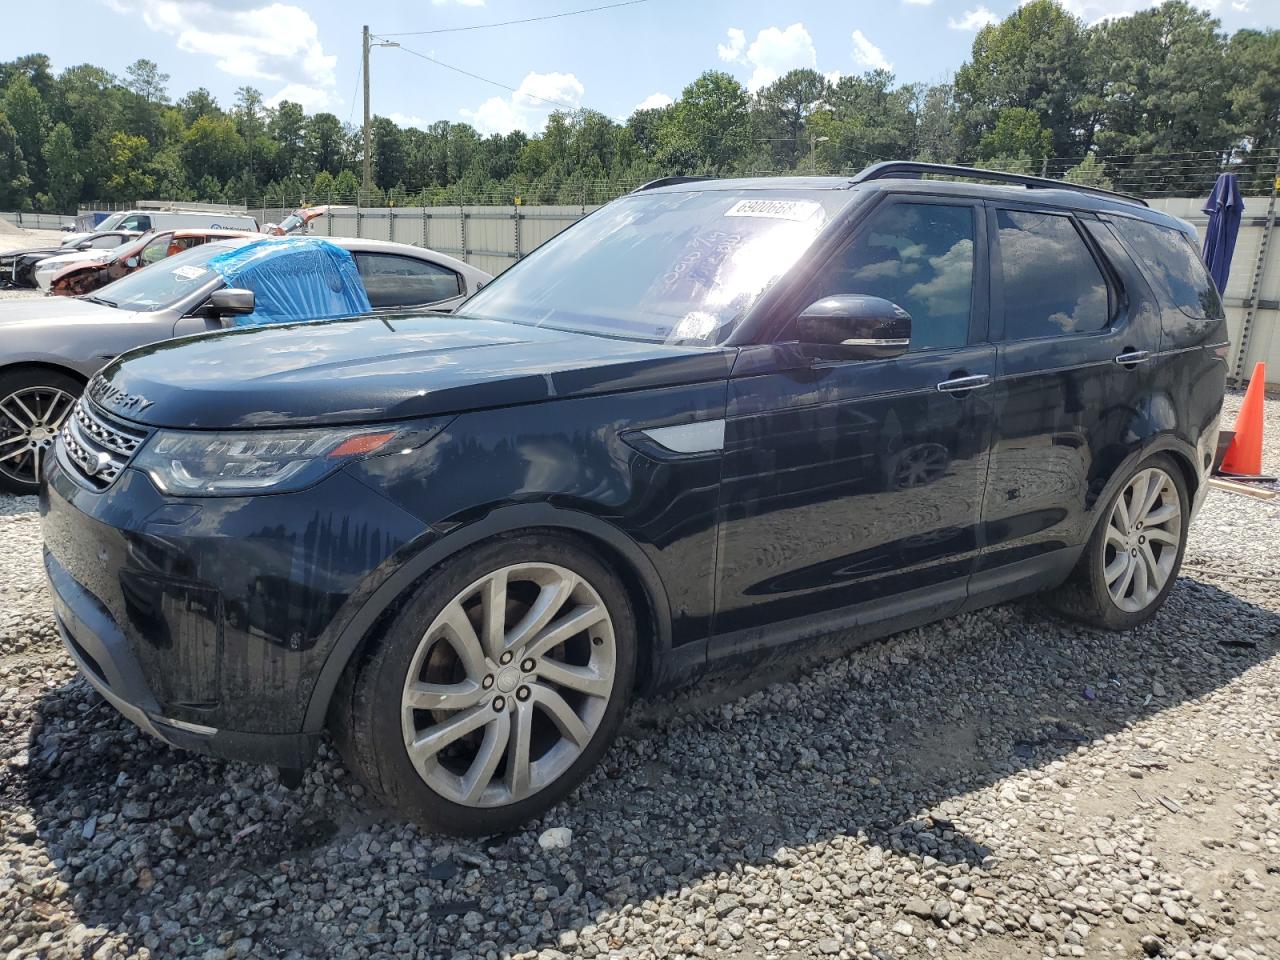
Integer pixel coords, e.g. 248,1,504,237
1,0,1277,212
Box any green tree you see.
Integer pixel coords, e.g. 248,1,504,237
103,131,154,200
334,168,359,199
657,70,751,173
1228,29,1280,151
1063,153,1114,189
1087,1,1235,193
755,68,831,169
978,106,1053,161
269,100,307,180
182,114,245,184
305,112,348,174
0,112,32,210
2,74,47,191
177,87,220,125
954,0,1091,157
41,122,81,210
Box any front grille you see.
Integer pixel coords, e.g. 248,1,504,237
57,398,149,490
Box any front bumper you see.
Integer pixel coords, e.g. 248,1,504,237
40,455,429,765
47,548,320,767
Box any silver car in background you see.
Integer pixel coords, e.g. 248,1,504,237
0,237,491,493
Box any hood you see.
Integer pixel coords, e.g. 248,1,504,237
0,245,66,261
0,295,118,331
36,250,110,272
94,313,735,429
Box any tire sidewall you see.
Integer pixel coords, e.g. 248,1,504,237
361,533,636,835
1085,453,1190,631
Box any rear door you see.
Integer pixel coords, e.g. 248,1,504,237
975,202,1160,597
714,194,996,641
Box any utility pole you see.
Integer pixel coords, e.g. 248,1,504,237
362,25,371,197
361,27,398,198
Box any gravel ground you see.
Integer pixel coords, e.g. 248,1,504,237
2,383,1279,960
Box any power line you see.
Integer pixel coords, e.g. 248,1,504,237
379,0,650,37
382,42,580,110
345,54,362,124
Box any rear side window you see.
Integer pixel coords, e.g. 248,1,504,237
1108,218,1223,320
354,252,463,308
120,214,152,232
996,209,1109,339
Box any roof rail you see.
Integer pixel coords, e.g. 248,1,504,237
631,176,715,193
852,161,1149,208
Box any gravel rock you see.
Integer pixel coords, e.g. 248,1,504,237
1,389,1278,959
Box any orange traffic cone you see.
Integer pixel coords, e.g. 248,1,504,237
1220,361,1266,477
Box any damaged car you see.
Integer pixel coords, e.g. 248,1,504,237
46,228,257,296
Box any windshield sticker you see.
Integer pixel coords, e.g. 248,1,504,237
725,198,823,222
172,265,208,281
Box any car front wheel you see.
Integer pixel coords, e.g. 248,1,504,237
1048,453,1189,630
0,369,82,495
335,533,636,835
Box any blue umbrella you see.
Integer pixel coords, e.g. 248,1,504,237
1201,172,1244,293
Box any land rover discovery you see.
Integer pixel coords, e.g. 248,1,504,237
40,163,1228,835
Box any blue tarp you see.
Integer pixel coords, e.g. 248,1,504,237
206,236,372,327
1201,173,1244,294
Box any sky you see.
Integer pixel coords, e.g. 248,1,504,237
5,0,1279,137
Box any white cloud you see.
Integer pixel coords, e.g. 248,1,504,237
850,30,892,71
743,23,818,91
389,112,431,129
1051,0,1233,21
634,92,674,112
948,6,1001,29
105,0,337,107
717,27,747,62
266,83,331,111
824,70,844,85
459,71,584,134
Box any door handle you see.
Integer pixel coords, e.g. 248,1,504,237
1114,350,1151,366
936,374,992,393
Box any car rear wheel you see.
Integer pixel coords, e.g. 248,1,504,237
0,369,82,495
1047,453,1189,630
335,533,636,835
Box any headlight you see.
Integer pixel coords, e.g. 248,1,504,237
133,420,448,496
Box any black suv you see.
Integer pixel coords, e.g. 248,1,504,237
40,163,1228,835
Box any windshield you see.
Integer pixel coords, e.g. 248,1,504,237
460,189,847,344
97,213,126,232
88,240,242,311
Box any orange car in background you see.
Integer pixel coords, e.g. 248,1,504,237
48,229,258,297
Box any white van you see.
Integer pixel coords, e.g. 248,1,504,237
60,209,260,245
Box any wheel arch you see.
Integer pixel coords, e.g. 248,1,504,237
304,503,674,733
0,360,90,389
1084,436,1202,542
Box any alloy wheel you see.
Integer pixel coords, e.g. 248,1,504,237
0,386,76,488
1103,467,1182,613
400,562,616,808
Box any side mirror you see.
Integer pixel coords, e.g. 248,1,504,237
207,287,255,321
795,295,911,361
125,257,139,268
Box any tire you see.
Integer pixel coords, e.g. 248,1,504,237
334,532,636,836
0,368,83,495
1047,453,1189,631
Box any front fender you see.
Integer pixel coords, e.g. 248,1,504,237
301,503,675,732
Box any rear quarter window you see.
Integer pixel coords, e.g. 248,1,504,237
1108,218,1223,320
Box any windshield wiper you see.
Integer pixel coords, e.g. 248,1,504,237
82,295,118,308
